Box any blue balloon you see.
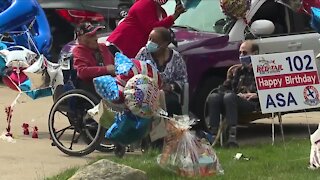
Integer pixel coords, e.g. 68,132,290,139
105,112,152,145
114,52,134,75
93,75,120,101
0,0,52,59
182,0,201,9
0,0,38,33
311,7,320,33
19,79,53,100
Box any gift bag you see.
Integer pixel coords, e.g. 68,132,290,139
87,100,116,129
157,116,223,177
105,111,152,145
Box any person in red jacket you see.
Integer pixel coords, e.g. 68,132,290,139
107,0,185,58
72,22,116,96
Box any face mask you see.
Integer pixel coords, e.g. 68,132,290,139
146,41,159,53
239,55,252,65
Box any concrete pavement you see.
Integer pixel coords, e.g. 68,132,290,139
0,86,102,180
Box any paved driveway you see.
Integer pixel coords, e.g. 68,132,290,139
0,85,102,180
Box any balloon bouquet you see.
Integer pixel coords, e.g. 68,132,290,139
91,52,164,155
0,0,62,140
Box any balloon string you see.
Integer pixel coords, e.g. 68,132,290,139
5,106,13,137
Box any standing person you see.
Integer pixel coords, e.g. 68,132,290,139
107,0,185,58
206,40,260,148
136,27,188,116
72,22,116,97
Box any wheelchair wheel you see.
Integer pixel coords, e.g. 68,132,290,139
48,89,106,156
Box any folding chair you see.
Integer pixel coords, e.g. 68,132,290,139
204,64,284,146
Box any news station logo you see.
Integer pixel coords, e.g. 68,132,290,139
304,85,320,106
256,58,283,75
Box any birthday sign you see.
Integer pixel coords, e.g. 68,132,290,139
251,50,320,113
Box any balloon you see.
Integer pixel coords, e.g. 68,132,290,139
2,70,28,91
0,0,52,59
19,79,52,100
0,42,7,76
46,60,64,90
105,111,152,145
93,75,126,111
275,0,302,12
0,0,38,33
311,7,320,33
178,0,201,9
93,75,125,102
22,55,50,91
115,52,162,87
302,0,320,15
220,0,251,19
0,46,37,68
124,74,160,119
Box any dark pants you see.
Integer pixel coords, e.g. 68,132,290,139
76,80,101,101
208,92,257,128
165,91,182,117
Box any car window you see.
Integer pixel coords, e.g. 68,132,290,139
251,0,288,35
162,0,232,34
249,0,314,37
287,10,314,34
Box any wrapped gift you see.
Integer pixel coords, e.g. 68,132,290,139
158,115,223,177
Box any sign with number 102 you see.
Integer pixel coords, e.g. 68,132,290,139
251,50,320,114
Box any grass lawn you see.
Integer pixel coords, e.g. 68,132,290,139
47,137,320,180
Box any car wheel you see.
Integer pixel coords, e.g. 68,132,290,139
193,76,224,130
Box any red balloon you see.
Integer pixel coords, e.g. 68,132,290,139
2,70,28,91
302,0,320,14
116,59,162,88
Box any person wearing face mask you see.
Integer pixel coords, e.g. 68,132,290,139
72,22,116,98
107,0,185,58
136,27,188,117
202,40,260,148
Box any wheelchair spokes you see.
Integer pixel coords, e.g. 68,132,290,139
48,90,104,156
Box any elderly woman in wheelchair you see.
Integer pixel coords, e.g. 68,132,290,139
49,22,119,156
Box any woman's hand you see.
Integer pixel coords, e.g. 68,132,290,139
237,93,258,100
106,65,115,76
173,3,186,20
162,83,174,92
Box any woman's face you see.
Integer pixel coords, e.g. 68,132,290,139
148,30,168,49
79,33,99,49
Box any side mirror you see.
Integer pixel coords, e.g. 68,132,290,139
250,20,275,35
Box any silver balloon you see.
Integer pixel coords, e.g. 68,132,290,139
0,46,37,68
46,60,64,90
275,0,302,12
23,55,50,90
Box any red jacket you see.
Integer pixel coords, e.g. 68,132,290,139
107,0,174,58
72,43,114,82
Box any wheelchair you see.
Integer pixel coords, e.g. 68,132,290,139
48,55,115,156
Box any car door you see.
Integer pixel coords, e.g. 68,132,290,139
250,1,320,76
253,1,320,73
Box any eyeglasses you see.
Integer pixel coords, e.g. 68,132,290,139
239,50,248,56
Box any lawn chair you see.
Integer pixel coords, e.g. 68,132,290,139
204,64,284,146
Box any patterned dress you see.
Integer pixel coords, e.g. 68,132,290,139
135,47,188,90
